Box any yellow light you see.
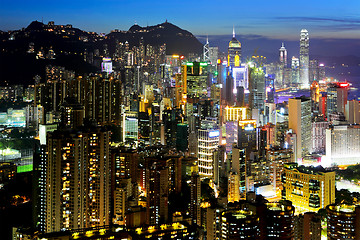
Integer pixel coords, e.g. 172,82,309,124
172,55,179,58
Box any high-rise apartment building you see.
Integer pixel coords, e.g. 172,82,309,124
190,172,201,225
43,126,111,233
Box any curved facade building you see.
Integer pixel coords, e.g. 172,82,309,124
326,204,360,240
266,201,295,240
221,209,259,239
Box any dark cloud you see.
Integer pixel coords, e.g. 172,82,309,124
275,16,360,24
196,34,360,60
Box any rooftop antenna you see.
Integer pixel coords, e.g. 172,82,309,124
233,25,235,38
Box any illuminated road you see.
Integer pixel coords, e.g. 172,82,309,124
336,180,360,192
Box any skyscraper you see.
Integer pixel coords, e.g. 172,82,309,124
227,28,241,68
291,57,300,87
279,42,287,67
289,96,311,160
299,29,309,89
198,118,219,179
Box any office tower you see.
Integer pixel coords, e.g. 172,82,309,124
175,73,185,108
225,121,238,152
282,163,335,212
162,108,182,147
265,201,295,240
232,64,249,91
198,118,219,179
190,172,201,225
309,59,320,82
138,112,150,147
310,81,320,116
236,86,245,106
203,37,210,62
289,96,311,160
248,66,266,113
146,161,169,225
221,209,259,239
326,82,349,116
294,212,321,240
326,204,360,240
209,46,219,66
225,73,235,105
238,119,257,157
176,123,188,152
181,62,208,98
319,92,327,117
299,29,309,88
43,126,111,233
266,147,293,193
325,124,360,166
227,28,241,68
231,147,246,198
291,57,300,87
345,100,360,124
279,42,287,67
227,171,240,203
224,106,247,123
122,112,138,147
312,121,329,154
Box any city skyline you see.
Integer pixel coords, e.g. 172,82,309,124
1,0,360,39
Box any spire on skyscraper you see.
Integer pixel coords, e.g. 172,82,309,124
233,26,235,38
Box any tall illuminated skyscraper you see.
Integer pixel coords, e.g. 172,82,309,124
299,29,309,88
198,118,219,179
289,96,311,160
291,57,300,87
227,28,241,68
279,42,287,67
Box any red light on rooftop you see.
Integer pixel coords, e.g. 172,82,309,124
339,83,349,88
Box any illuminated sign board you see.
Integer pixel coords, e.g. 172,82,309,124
209,130,219,138
244,126,254,131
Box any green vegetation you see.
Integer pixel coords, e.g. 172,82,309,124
335,189,360,204
337,165,360,182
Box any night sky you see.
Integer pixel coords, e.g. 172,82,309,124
1,0,360,56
